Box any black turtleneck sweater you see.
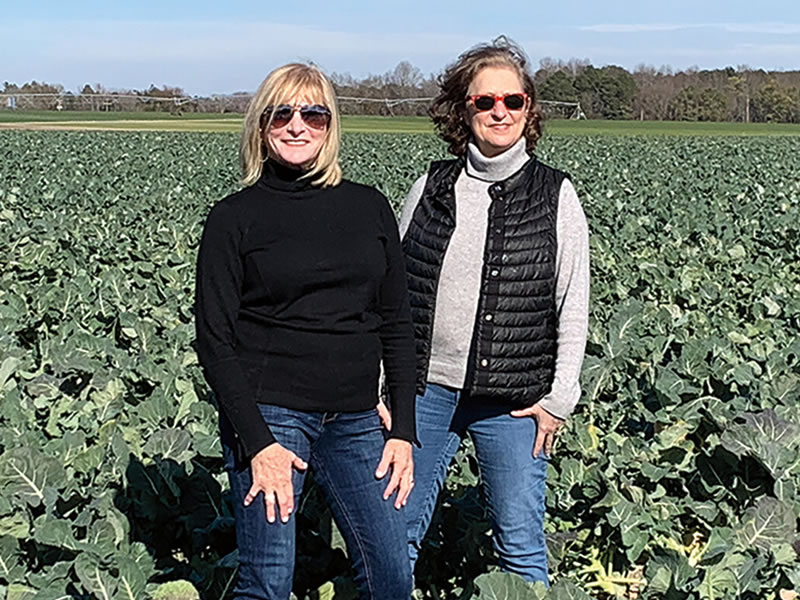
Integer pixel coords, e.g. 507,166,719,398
195,162,416,457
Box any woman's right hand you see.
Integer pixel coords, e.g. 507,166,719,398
244,443,308,524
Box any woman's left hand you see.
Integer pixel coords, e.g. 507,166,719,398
510,404,565,458
375,439,414,509
376,399,392,431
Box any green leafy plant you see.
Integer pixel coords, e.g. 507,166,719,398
0,131,798,598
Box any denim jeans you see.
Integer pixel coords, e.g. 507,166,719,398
405,383,549,583
221,404,412,600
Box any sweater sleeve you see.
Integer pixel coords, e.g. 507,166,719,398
398,174,428,239
195,200,276,456
537,179,590,420
377,193,418,445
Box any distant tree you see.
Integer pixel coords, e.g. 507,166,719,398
535,57,563,84
632,65,675,120
1,80,64,109
575,65,636,119
668,86,728,121
751,79,796,122
134,84,187,113
727,74,753,122
538,71,577,101
389,61,423,89
791,88,800,123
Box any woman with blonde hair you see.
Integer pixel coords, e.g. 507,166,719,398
195,63,416,599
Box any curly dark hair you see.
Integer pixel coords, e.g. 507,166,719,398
429,36,543,157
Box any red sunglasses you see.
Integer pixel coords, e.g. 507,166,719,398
467,93,528,112
261,104,331,130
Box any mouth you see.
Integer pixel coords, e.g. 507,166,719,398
281,140,310,146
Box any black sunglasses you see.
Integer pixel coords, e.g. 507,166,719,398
467,93,528,112
262,104,331,130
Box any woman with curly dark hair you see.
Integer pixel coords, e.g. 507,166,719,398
382,37,590,583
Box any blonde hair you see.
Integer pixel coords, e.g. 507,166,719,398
240,63,342,187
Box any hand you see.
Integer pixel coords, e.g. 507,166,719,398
375,439,413,509
376,399,392,431
510,404,565,458
245,443,308,524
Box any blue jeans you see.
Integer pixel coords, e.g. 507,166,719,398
405,384,549,583
221,404,412,600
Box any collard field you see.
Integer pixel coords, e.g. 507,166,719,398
0,130,799,599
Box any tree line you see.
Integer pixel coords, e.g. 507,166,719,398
3,59,800,122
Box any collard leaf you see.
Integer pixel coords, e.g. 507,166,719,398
30,586,73,600
544,578,591,599
0,513,29,540
558,458,585,490
143,429,192,464
734,555,769,594
546,531,578,573
74,553,117,600
698,561,739,600
32,515,80,552
82,519,119,561
604,300,643,359
0,448,67,508
0,357,20,390
645,548,697,592
700,527,734,562
580,355,614,403
116,557,147,600
721,409,800,461
473,572,544,599
26,560,72,592
0,536,25,584
655,368,699,404
736,497,796,552
151,580,200,600
87,377,125,423
173,380,199,425
721,410,800,499
6,583,36,600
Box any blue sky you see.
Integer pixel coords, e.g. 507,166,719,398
4,0,800,95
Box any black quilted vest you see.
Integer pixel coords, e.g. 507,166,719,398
402,155,566,407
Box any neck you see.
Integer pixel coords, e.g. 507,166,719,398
465,137,530,182
259,159,315,192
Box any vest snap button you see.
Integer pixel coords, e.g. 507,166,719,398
480,358,489,367
491,269,499,277
485,314,493,321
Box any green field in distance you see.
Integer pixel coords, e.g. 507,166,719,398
2,110,800,136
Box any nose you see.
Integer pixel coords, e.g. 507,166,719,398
286,110,305,134
490,99,508,120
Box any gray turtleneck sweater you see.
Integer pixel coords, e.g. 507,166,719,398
398,138,589,420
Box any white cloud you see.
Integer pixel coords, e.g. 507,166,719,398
722,23,800,34
580,22,800,34
579,23,702,33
